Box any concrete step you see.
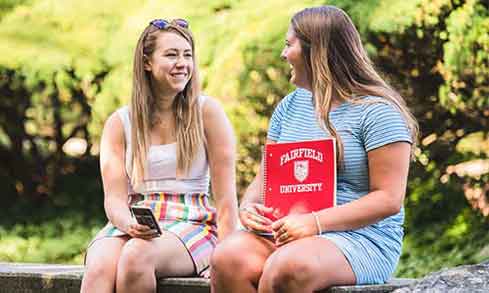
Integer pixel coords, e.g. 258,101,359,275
0,262,416,293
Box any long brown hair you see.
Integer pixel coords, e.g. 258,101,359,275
130,21,203,188
291,6,418,165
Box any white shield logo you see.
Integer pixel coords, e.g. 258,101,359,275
294,160,309,182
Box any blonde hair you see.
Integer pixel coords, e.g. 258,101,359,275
291,6,419,165
130,22,204,188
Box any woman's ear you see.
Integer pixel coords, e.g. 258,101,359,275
143,54,152,71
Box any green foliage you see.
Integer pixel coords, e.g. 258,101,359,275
232,31,294,190
0,0,31,20
0,216,102,264
397,209,489,278
440,1,489,112
363,0,489,277
0,67,106,205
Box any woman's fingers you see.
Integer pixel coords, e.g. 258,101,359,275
245,220,272,232
271,218,285,232
243,217,271,232
241,203,273,217
254,204,274,216
274,226,294,246
241,204,273,223
275,235,293,246
128,223,159,239
130,231,158,239
270,217,296,246
241,214,272,232
246,209,272,225
239,204,273,232
128,222,150,231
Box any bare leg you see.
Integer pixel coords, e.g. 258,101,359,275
80,236,128,293
258,237,356,293
211,231,276,293
116,231,195,293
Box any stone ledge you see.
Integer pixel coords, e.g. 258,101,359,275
0,262,416,293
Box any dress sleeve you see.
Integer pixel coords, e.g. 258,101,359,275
267,91,294,141
361,102,413,152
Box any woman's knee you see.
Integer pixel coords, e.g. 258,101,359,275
83,238,124,284
83,258,116,284
117,238,154,279
261,251,317,290
211,233,265,279
211,235,250,270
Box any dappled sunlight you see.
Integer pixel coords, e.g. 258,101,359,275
62,137,87,157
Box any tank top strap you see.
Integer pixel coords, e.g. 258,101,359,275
198,95,207,110
116,106,132,147
116,106,134,182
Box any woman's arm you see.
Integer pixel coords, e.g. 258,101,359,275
99,112,132,231
272,141,411,244
316,141,411,231
99,112,154,239
202,97,238,240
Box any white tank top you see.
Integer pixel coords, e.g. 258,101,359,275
117,96,210,194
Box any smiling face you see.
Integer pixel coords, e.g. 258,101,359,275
281,26,310,90
144,31,194,96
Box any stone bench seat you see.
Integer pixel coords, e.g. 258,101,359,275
0,262,416,293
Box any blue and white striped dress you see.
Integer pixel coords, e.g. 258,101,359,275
267,88,412,284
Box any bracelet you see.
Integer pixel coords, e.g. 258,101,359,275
311,211,322,235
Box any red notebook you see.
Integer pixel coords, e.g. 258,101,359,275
262,138,336,220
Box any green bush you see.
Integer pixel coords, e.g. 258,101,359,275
0,215,103,264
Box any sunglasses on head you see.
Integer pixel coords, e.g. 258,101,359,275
149,18,189,30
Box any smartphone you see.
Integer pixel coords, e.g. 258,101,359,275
130,206,162,236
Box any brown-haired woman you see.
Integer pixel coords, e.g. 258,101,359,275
80,19,237,293
211,6,418,292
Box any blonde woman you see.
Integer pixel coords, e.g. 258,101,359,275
211,6,418,292
81,19,237,293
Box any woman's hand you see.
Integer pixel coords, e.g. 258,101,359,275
239,203,274,233
271,213,318,247
125,219,160,240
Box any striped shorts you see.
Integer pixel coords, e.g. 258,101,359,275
89,192,217,275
